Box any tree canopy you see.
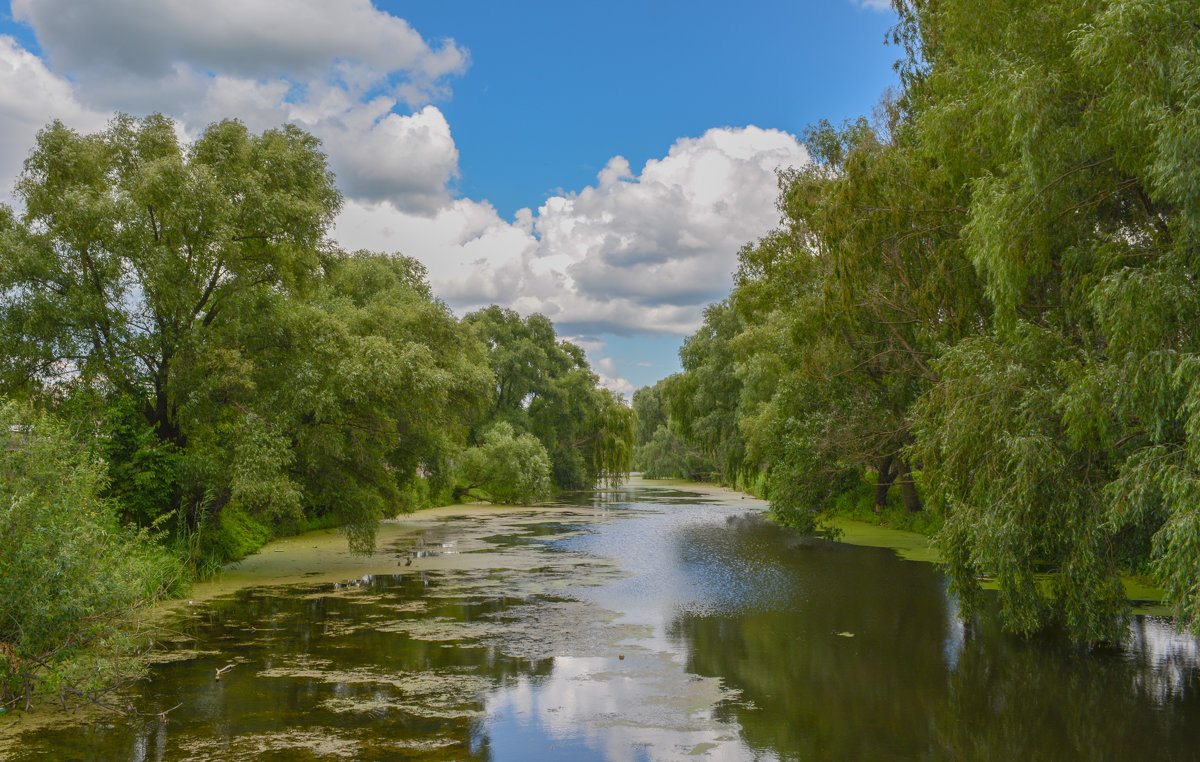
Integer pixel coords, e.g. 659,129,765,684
464,305,634,492
0,114,633,572
642,0,1200,643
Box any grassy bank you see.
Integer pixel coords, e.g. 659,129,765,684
671,473,1172,616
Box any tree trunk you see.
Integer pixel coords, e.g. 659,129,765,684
874,454,896,514
897,460,922,513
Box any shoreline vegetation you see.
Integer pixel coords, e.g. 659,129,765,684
5,0,1200,723
631,0,1200,645
0,115,634,711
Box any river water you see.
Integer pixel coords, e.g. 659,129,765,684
6,480,1200,760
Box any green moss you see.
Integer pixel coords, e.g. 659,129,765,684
1123,576,1170,615
829,518,942,564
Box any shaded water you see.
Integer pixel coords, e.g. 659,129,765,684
6,481,1200,760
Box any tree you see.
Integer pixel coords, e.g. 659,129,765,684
455,422,552,505
632,378,714,479
0,401,184,708
582,386,636,488
0,114,341,447
0,114,341,546
464,306,634,490
663,300,747,483
0,116,494,563
177,250,491,556
900,0,1200,641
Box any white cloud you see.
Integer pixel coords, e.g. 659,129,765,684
10,0,466,97
852,0,893,11
333,125,809,337
1,4,808,351
3,0,466,214
592,362,636,399
0,36,108,195
324,105,459,214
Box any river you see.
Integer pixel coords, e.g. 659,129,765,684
5,479,1200,760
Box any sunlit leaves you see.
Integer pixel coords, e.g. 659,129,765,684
457,422,552,505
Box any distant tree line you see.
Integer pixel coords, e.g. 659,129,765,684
0,114,633,707
635,0,1200,644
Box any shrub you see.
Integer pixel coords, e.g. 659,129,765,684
0,402,185,710
456,422,552,505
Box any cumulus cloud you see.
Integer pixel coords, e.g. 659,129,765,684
1,3,808,388
334,125,810,336
0,36,108,195
324,105,459,214
10,0,466,95
3,0,466,214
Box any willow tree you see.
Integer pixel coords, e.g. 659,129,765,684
661,298,751,485
464,306,634,491
723,104,983,528
901,0,1200,641
0,114,340,445
457,422,553,504
180,251,492,555
632,377,714,480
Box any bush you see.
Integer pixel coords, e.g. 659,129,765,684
0,402,185,709
456,422,552,504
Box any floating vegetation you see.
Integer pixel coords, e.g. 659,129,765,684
12,481,1199,761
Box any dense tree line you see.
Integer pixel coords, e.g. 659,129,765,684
0,115,633,706
638,0,1200,644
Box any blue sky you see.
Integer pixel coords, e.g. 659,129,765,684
0,0,898,395
391,1,899,217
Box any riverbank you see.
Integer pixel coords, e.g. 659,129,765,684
181,475,1171,615
639,475,1172,616
170,478,749,605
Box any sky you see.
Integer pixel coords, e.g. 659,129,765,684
0,0,899,396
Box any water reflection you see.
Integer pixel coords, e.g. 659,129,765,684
483,654,762,762
1127,616,1200,705
6,483,1200,761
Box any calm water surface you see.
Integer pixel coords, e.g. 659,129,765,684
8,482,1200,760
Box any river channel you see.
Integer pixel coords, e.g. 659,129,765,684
6,479,1200,760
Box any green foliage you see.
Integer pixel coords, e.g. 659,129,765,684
632,382,667,446
99,395,181,527
664,300,747,483
456,422,552,505
198,250,492,552
0,401,185,706
635,423,713,480
641,0,1200,644
0,113,343,547
0,115,499,561
898,0,1200,642
0,114,340,410
585,387,636,487
465,306,635,491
